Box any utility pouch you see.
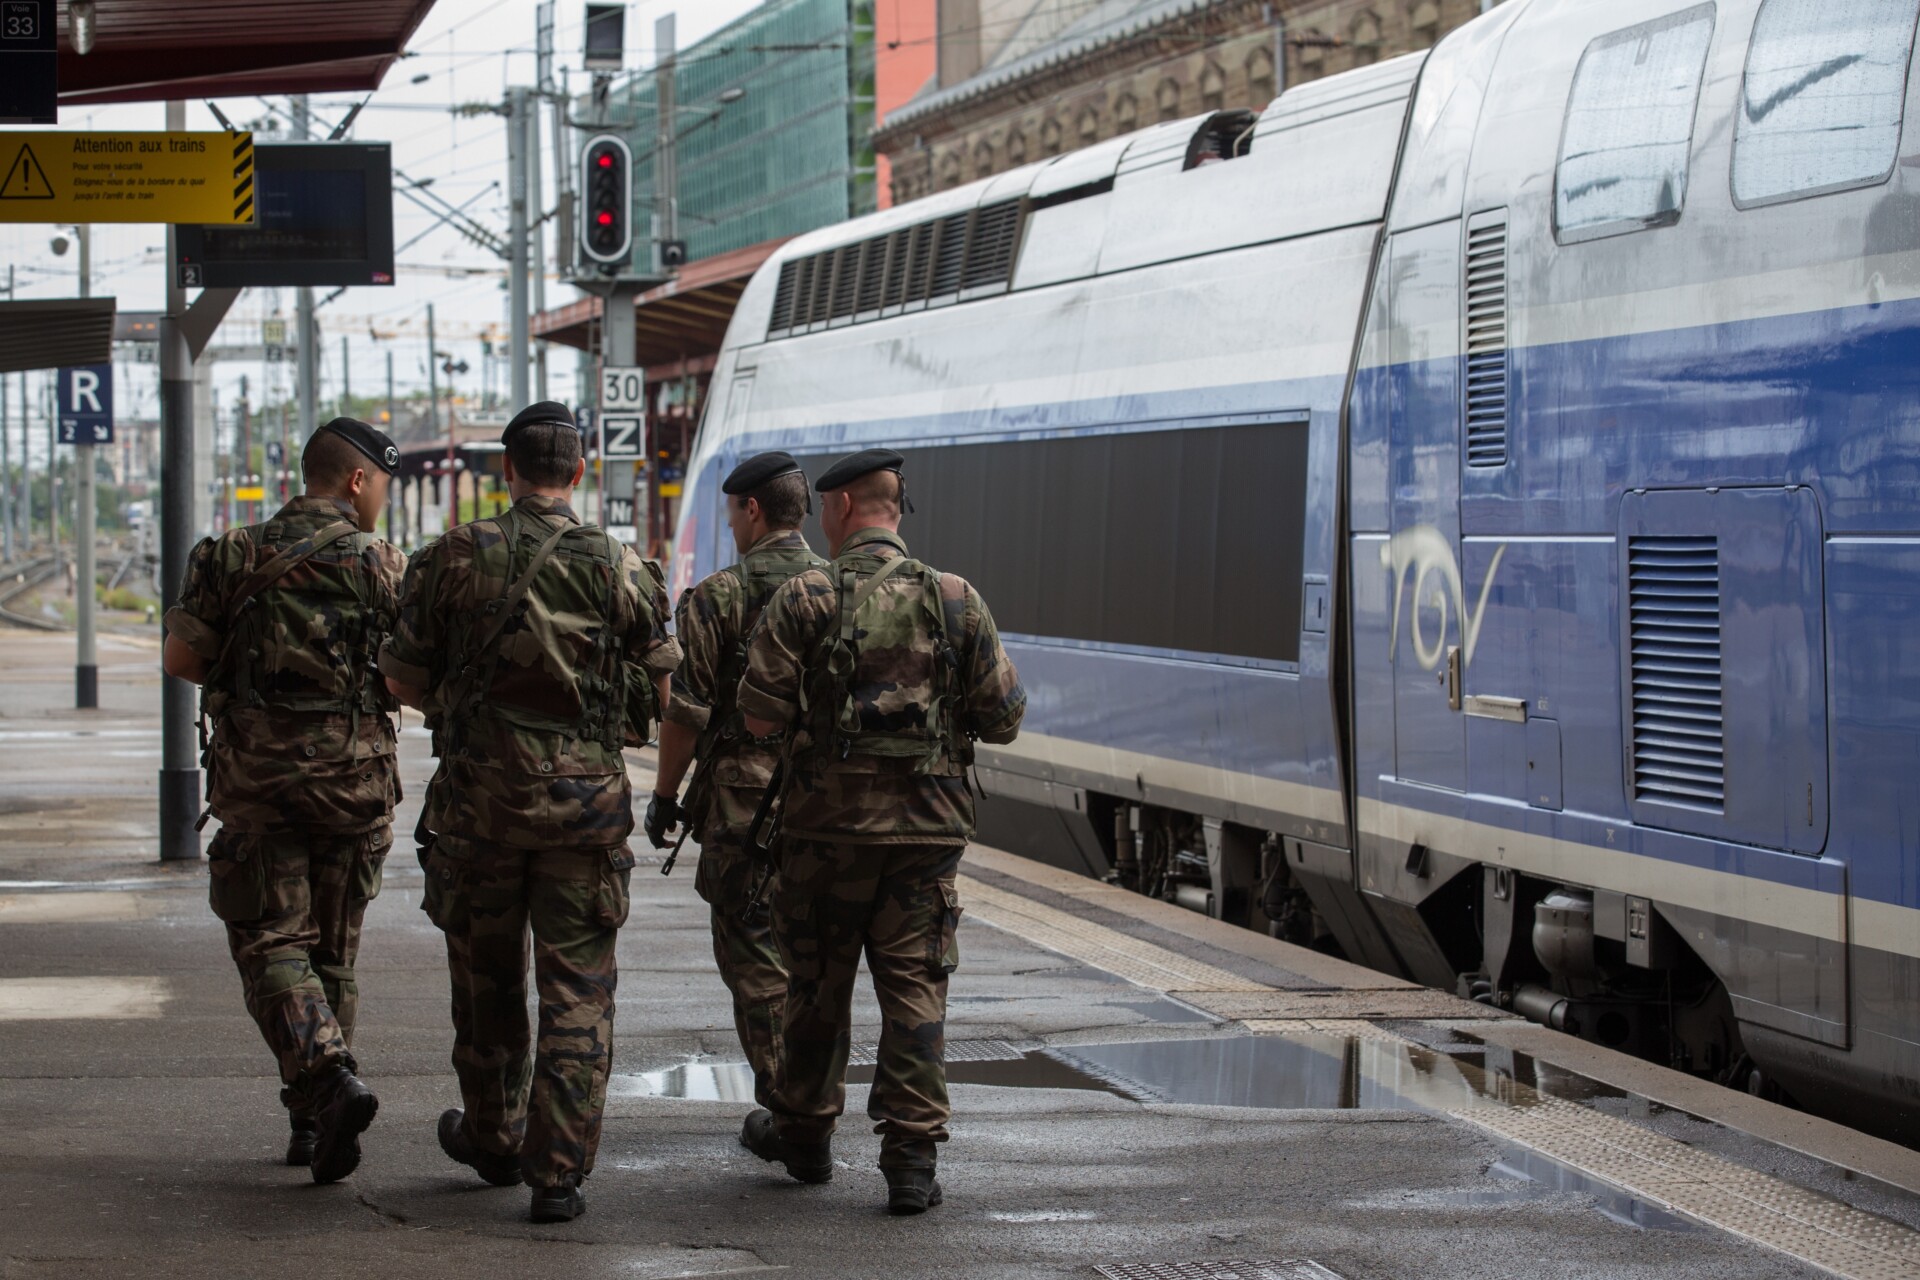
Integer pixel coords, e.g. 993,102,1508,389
593,844,637,929
352,826,392,902
420,842,468,933
929,881,963,977
206,832,269,924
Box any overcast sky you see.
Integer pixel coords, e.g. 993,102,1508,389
0,0,764,449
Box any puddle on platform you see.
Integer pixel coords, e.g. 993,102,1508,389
1492,1148,1698,1232
615,1048,1129,1101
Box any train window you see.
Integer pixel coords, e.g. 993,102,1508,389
1555,4,1716,243
799,421,1310,665
1732,0,1920,207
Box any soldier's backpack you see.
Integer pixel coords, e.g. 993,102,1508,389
795,546,973,776
695,539,827,761
200,517,399,825
438,505,657,761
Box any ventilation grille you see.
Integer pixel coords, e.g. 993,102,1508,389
769,259,802,331
765,202,1027,339
1464,214,1509,468
963,201,1023,289
1628,536,1724,809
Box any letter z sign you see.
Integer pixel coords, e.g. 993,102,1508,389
601,414,642,459
57,364,113,444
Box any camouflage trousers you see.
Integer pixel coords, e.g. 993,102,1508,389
761,839,963,1169
421,834,634,1189
206,823,391,1113
693,837,787,1092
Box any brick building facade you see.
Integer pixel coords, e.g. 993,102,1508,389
874,0,1491,205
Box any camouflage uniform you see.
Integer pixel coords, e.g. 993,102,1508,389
737,527,1025,1169
667,528,824,1090
379,494,679,1190
164,495,405,1117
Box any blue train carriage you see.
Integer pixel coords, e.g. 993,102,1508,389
671,0,1920,1139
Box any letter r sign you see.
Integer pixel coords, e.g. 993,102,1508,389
56,363,114,445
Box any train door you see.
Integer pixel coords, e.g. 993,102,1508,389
1384,220,1466,792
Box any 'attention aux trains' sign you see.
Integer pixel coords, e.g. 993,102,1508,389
0,132,255,224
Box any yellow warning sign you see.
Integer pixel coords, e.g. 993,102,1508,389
0,132,254,225
233,486,267,502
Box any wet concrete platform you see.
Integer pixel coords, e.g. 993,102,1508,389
1,630,1917,1279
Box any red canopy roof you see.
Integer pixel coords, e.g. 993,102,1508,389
56,0,439,106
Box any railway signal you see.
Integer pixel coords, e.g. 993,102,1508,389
579,134,632,268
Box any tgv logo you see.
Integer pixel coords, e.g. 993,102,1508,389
1380,525,1506,671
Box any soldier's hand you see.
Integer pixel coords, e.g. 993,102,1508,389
644,791,685,848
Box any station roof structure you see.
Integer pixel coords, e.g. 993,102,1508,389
0,299,116,374
55,0,438,106
535,238,790,373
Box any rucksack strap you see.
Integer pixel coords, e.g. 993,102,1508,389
443,516,572,727
840,554,911,642
231,519,360,613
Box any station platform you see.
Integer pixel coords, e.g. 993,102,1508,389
2,628,1918,1280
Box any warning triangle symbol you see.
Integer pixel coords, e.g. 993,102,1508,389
0,145,55,200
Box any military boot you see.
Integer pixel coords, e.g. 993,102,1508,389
742,1108,832,1184
884,1167,944,1215
308,1066,379,1185
436,1108,522,1187
530,1180,586,1223
285,1115,317,1167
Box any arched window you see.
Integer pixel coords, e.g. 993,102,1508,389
1350,11,1382,66
1077,106,1101,146
1410,0,1440,45
1114,92,1139,133
972,137,996,179
1199,61,1227,112
1040,116,1064,155
1007,127,1028,165
1246,46,1277,105
1156,76,1182,121
937,148,963,189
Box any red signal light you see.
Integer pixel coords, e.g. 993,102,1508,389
597,211,614,226
597,153,614,168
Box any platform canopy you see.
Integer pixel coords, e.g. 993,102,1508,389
0,298,115,374
56,0,439,106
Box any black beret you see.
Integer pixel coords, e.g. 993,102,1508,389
501,400,579,443
815,447,905,493
316,417,400,476
723,450,805,495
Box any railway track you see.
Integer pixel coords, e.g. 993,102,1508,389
0,550,139,632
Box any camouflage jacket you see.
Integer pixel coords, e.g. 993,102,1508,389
667,528,825,843
736,527,1026,846
165,495,406,835
379,494,682,850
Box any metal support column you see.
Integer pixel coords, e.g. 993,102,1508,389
385,348,396,542
158,100,199,861
75,223,96,708
157,102,241,863
293,95,317,443
508,86,531,412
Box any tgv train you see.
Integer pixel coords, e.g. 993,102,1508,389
670,0,1920,1139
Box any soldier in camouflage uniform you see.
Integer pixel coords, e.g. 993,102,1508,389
646,452,823,1121
734,448,1026,1215
380,401,680,1224
162,417,405,1185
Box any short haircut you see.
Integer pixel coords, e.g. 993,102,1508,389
302,428,365,490
844,468,902,517
738,470,809,529
506,422,582,488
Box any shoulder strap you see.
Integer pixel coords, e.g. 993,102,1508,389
470,518,571,666
841,554,911,643
444,515,572,720
229,520,360,613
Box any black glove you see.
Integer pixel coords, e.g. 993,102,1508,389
644,791,685,849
